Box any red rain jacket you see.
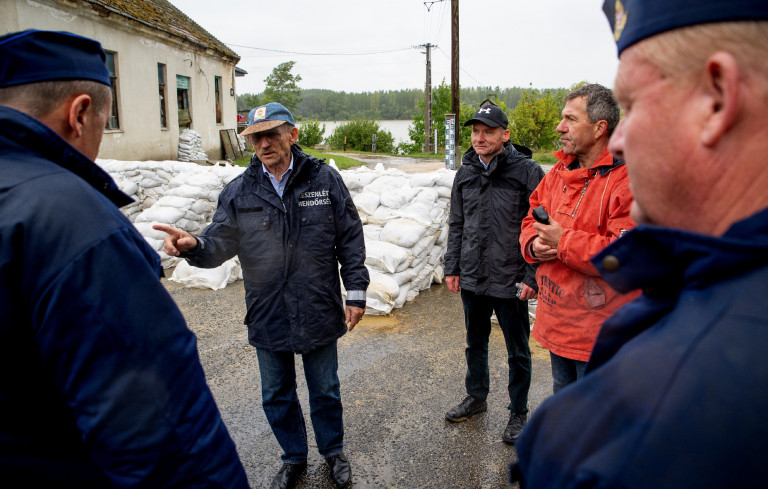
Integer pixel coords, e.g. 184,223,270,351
520,148,640,361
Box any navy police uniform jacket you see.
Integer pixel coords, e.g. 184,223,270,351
0,107,249,487
186,145,369,354
512,208,768,488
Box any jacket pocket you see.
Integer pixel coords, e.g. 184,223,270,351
582,277,606,309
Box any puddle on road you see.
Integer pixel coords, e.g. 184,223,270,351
356,315,404,334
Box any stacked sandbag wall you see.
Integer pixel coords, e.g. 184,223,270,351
97,159,455,316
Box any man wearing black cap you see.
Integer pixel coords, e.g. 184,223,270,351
155,102,368,489
512,1,768,487
0,30,249,487
443,103,544,443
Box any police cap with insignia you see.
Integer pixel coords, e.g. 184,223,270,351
603,0,768,55
0,29,111,88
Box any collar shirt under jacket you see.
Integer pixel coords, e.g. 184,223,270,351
185,145,369,354
513,207,768,489
519,148,640,362
444,141,545,298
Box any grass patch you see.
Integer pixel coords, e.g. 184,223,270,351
303,148,366,170
532,150,558,166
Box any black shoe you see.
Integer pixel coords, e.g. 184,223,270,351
270,461,307,489
326,452,352,488
445,395,488,422
502,412,528,444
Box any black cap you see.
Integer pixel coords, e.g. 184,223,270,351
464,105,508,129
0,29,111,88
603,0,768,55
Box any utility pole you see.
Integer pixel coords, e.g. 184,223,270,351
418,43,435,153
451,0,460,163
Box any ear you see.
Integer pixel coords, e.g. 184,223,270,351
593,120,608,140
700,51,741,147
502,128,511,142
66,94,93,139
290,125,299,144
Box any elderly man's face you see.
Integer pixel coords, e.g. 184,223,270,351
609,46,697,229
250,123,297,170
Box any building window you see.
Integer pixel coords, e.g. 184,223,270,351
104,51,120,129
158,63,167,129
176,75,191,129
214,76,223,124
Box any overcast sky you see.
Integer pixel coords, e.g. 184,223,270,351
166,0,619,95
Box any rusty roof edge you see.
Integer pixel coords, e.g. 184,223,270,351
80,0,240,62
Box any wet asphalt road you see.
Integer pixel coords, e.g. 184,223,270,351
163,278,553,489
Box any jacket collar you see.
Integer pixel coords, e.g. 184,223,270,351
594,207,768,297
0,106,132,207
463,141,526,174
555,148,624,176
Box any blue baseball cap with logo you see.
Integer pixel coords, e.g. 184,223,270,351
241,102,295,136
0,29,111,88
603,0,768,55
463,104,508,129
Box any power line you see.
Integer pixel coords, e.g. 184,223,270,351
436,46,484,86
225,43,413,57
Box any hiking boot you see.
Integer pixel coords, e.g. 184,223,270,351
445,395,488,422
502,412,528,444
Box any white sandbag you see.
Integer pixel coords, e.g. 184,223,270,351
169,257,242,290
353,192,380,216
408,233,437,259
365,175,408,196
379,218,428,248
379,185,421,209
408,172,439,188
364,269,400,315
165,184,213,200
135,206,186,224
367,205,398,226
134,221,171,241
364,240,409,273
340,169,380,190
157,195,196,209
363,224,383,242
395,201,433,226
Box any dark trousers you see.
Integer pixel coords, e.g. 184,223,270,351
549,351,588,394
256,341,344,463
461,289,531,414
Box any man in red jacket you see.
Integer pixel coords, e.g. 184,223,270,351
519,84,639,393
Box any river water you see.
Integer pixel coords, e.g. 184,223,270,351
314,120,414,145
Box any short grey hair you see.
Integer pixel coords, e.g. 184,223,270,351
0,80,110,118
565,84,620,136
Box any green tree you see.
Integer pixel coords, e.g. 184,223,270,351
327,120,394,153
297,120,326,148
237,93,260,111
508,87,563,150
262,61,302,111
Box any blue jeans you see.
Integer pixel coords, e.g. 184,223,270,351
461,289,531,414
550,351,588,394
256,341,343,463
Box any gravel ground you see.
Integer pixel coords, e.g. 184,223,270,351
163,275,552,489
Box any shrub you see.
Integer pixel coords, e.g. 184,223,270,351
326,119,394,153
298,120,325,147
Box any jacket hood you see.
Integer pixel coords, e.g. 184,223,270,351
463,140,533,172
